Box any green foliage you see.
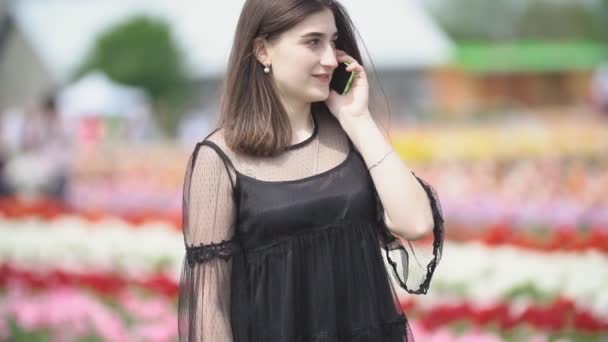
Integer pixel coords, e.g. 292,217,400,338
8,318,51,342
516,2,595,42
427,0,523,42
455,41,608,73
589,0,608,42
74,15,191,136
503,281,556,302
427,0,608,43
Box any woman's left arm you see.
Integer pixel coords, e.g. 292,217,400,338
341,113,434,241
324,49,434,240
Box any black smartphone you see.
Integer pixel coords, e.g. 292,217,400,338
330,62,356,95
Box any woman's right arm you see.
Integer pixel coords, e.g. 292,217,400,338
178,143,238,342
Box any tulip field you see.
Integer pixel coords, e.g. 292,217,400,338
1,117,607,341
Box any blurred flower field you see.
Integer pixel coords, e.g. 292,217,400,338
1,117,607,341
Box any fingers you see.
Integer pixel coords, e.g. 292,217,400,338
336,49,364,74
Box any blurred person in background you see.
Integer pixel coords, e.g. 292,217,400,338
178,0,444,341
5,92,75,201
0,107,24,197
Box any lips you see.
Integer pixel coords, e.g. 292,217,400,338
313,74,330,81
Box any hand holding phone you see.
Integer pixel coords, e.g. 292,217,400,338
330,62,356,95
324,51,370,122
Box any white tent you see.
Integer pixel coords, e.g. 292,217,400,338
13,0,454,81
58,71,148,118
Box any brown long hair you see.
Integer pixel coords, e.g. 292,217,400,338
218,0,370,157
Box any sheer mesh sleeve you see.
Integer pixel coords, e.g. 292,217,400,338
178,142,240,341
376,172,444,295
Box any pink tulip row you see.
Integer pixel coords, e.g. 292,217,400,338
0,283,177,342
417,156,608,228
65,154,608,229
2,282,553,342
408,321,548,342
2,277,604,341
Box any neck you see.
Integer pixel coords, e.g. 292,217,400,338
283,100,314,144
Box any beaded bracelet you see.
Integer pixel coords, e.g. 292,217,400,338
368,149,394,171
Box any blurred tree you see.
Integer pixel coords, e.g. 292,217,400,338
426,0,524,41
74,15,190,137
515,2,594,41
427,0,608,42
589,0,608,42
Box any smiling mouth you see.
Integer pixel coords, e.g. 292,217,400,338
313,75,330,81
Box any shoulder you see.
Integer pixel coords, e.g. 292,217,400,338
185,128,238,190
190,127,232,158
188,128,231,172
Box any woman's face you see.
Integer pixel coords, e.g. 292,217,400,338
259,8,339,106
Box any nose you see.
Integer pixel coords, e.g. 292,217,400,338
320,45,338,70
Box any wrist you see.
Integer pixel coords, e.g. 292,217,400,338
339,111,374,137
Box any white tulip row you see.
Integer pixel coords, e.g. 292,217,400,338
398,241,608,320
1,217,607,319
0,216,185,279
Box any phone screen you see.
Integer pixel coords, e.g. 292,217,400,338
330,62,355,95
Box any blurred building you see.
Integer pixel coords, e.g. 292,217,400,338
0,0,54,110
2,0,454,123
431,41,608,117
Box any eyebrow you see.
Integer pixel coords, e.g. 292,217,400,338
301,31,339,39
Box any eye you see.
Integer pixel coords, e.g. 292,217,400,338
307,38,338,48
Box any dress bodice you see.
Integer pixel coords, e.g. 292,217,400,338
177,107,445,342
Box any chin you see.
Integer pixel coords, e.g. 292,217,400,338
309,88,330,101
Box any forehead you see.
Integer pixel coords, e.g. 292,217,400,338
285,8,337,38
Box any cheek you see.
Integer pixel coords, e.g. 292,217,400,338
276,67,312,91
272,50,321,92
276,51,315,79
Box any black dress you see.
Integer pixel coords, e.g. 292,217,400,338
178,110,444,341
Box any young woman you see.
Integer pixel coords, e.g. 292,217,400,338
178,0,444,341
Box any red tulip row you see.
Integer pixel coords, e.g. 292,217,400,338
0,197,182,229
2,197,608,253
0,263,178,298
2,262,607,334
401,298,608,334
446,222,608,252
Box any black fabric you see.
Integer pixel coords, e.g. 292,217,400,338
374,173,444,295
178,121,444,341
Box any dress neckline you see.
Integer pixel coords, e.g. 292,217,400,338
286,111,318,150
235,146,353,185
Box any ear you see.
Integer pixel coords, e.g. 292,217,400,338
253,37,271,65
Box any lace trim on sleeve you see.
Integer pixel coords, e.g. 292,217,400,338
186,239,242,266
379,172,445,295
